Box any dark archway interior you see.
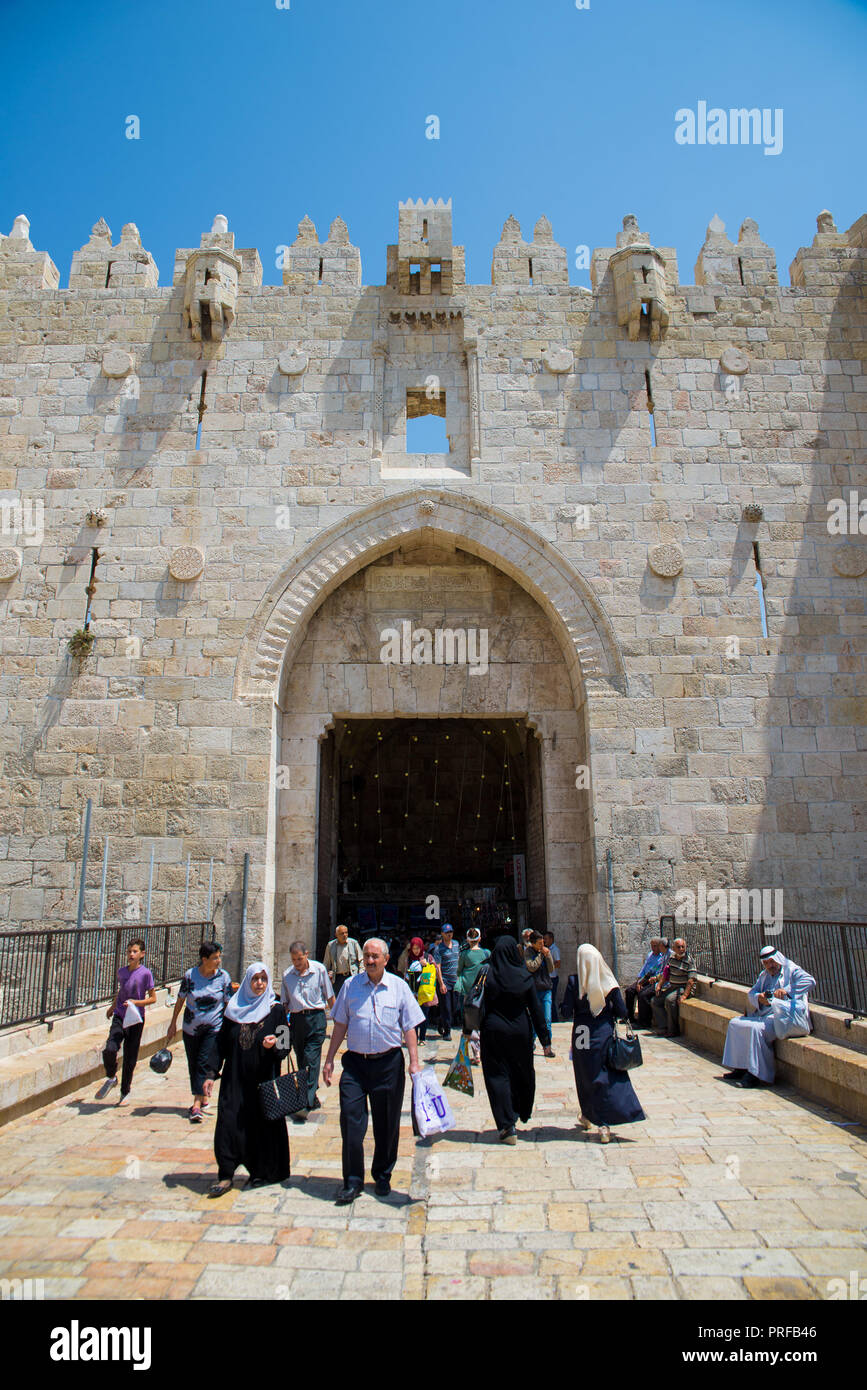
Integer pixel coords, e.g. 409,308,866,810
315,717,547,950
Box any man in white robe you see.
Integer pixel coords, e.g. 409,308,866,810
721,946,816,1088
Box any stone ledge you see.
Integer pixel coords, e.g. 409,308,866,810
0,993,180,1127
680,986,867,1124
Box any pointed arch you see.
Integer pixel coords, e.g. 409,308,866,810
232,490,628,703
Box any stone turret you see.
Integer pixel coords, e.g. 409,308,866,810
491,214,568,287
0,215,60,291
387,198,465,294
603,215,673,342
281,214,361,289
789,209,858,289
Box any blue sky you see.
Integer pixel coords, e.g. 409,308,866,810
1,0,865,288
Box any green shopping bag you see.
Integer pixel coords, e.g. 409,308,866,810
443,1035,474,1096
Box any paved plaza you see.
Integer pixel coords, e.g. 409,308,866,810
1,1024,865,1301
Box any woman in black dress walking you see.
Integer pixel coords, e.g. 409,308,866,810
571,943,645,1143
479,936,552,1144
209,961,291,1197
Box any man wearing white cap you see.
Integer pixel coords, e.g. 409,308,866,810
721,946,816,1088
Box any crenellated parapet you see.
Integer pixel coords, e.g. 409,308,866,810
491,214,568,288
0,214,59,291
282,214,362,289
789,209,867,290
387,198,464,294
694,214,777,289
69,219,158,290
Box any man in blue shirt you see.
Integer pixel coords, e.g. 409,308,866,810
323,937,424,1205
430,923,460,1041
625,937,669,1027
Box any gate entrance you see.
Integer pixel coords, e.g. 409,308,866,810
314,717,547,954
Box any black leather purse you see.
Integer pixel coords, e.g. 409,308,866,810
258,1068,309,1120
606,1017,643,1071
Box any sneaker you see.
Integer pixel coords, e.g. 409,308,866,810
116,1093,129,1107
96,1077,118,1100
190,1105,203,1123
200,1099,211,1112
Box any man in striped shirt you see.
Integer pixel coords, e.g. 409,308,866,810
650,938,697,1037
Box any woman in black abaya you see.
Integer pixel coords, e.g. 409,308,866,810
479,935,552,1144
209,961,290,1197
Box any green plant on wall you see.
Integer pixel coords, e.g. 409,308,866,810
68,628,94,659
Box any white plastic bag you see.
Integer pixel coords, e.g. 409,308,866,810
122,1001,143,1029
770,994,809,1040
412,1066,456,1138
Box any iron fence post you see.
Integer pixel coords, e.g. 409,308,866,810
68,798,92,1011
40,931,53,1023
708,921,718,980
840,924,860,1018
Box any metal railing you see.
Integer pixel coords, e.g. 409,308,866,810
0,922,213,1029
679,919,867,1018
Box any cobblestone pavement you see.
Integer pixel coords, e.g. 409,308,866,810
1,1024,866,1301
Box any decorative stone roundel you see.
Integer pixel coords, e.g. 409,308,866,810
648,543,684,578
0,548,22,581
102,349,134,378
832,543,867,578
168,546,205,581
720,346,749,376
543,347,574,375
417,498,436,515
278,349,308,377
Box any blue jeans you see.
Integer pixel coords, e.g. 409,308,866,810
534,988,552,1044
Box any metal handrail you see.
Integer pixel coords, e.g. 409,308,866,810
0,922,213,1029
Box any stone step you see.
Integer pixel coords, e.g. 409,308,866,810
680,993,867,1124
0,992,181,1127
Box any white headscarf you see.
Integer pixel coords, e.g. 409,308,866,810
224,961,275,1025
577,943,620,1017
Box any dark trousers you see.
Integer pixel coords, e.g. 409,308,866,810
626,981,657,1028
651,986,684,1037
339,1048,405,1186
102,1015,143,1095
333,974,352,996
550,977,559,1022
290,1009,327,1108
183,1029,221,1096
438,987,456,1037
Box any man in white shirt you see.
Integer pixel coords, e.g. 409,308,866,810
323,937,424,1205
281,941,335,1122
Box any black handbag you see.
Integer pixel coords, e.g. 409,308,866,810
461,964,489,1033
258,1068,309,1120
606,1017,643,1071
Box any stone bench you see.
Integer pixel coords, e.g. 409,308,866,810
0,988,180,1127
679,977,867,1123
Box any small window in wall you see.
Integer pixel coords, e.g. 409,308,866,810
406,387,449,453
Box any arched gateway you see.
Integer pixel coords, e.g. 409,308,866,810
235,492,627,967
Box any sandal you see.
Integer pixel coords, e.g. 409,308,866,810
208,1179,233,1198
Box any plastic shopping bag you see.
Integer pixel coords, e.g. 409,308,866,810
412,1067,456,1138
122,1001,143,1029
442,1035,475,1097
770,994,809,1040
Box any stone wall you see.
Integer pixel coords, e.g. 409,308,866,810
0,202,864,977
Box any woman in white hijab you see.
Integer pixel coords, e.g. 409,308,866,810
721,946,815,1088
209,962,290,1197
569,944,645,1143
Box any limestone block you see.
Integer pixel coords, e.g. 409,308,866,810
168,546,205,581
542,347,574,374
0,397,20,416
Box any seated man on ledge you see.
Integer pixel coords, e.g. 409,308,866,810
721,945,815,1089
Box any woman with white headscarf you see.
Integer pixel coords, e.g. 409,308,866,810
570,944,645,1143
721,946,815,1088
209,962,290,1197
